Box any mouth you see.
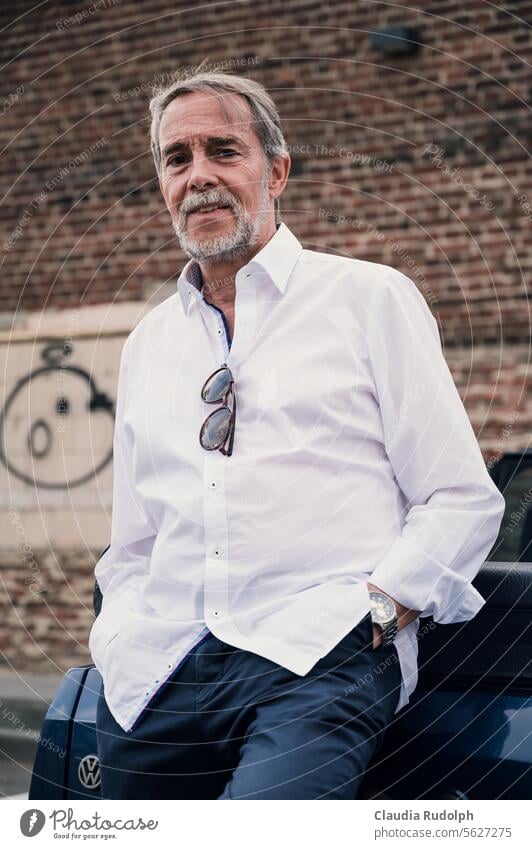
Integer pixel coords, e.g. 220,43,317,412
188,203,232,218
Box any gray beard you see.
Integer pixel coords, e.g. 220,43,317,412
173,174,271,265
173,211,258,265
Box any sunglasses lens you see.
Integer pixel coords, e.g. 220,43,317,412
200,407,232,449
201,367,232,403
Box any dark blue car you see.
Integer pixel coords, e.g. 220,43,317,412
29,451,532,799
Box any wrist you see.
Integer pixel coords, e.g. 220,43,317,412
368,588,398,648
367,582,421,629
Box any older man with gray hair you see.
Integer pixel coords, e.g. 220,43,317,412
90,64,505,799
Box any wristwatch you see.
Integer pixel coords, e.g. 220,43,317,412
369,591,398,647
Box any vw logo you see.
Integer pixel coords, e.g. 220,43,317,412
78,754,101,790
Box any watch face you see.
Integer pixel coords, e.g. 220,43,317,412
370,592,396,624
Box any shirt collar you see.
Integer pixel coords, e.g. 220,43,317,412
176,222,303,315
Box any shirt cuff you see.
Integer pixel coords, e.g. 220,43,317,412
369,535,486,623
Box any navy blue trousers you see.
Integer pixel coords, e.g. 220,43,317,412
96,612,401,799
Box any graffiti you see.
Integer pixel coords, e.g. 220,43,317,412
0,342,115,489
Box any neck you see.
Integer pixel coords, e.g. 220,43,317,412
198,220,277,310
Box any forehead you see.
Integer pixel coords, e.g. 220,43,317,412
158,90,258,148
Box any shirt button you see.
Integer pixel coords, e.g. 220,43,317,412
213,547,223,557
210,481,217,489
212,610,222,617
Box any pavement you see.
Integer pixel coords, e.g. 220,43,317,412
0,668,64,799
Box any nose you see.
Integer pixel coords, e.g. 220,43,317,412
187,149,219,192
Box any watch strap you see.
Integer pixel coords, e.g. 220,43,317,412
380,618,398,647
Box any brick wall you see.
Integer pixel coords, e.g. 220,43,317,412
1,1,530,339
0,0,530,673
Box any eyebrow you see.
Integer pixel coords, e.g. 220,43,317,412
162,135,244,160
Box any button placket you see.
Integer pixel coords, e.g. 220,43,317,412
198,273,257,630
200,303,231,629
203,436,229,624
199,302,230,363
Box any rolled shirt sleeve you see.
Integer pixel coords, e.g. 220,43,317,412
366,271,506,623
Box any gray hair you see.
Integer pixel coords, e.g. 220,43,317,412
148,63,289,224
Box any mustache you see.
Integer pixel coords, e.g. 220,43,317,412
178,190,239,218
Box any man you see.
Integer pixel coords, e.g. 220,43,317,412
90,67,505,800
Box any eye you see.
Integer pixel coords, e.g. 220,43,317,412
215,149,237,159
167,154,187,167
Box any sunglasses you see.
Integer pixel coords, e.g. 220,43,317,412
199,364,237,456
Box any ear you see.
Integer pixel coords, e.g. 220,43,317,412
267,153,291,203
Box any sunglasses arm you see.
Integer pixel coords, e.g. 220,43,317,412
225,389,237,457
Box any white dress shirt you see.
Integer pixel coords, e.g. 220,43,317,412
89,222,505,734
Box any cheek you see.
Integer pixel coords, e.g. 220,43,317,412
245,165,266,189
160,176,183,207
226,163,265,196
